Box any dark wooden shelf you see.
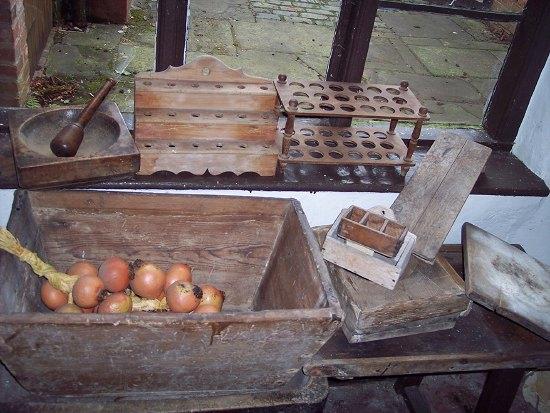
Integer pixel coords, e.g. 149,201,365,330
0,108,548,196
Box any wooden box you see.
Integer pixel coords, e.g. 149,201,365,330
0,191,341,397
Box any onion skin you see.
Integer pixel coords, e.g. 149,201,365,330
200,284,225,311
97,292,133,313
72,275,106,308
164,263,192,290
56,303,83,313
166,281,202,313
99,257,130,292
41,280,68,310
81,306,96,313
130,259,166,299
67,261,98,278
194,304,220,313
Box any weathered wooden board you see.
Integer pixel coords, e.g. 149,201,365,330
391,135,491,263
463,223,550,341
315,226,470,343
0,190,341,396
134,55,280,176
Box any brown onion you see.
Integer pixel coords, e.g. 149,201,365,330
166,281,202,313
41,280,68,310
193,304,220,313
81,305,96,313
97,292,132,313
130,260,166,299
200,284,225,310
99,257,130,292
164,263,192,290
72,275,106,308
56,303,83,313
67,260,98,278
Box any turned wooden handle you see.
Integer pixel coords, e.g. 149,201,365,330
50,79,117,157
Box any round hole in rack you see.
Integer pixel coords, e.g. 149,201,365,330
338,130,352,138
329,151,343,159
168,144,175,148
349,85,363,93
144,144,152,148
144,112,152,116
329,84,344,92
362,141,376,149
260,85,268,90
290,82,305,88
367,86,382,94
354,95,369,102
348,151,363,160
324,140,338,147
192,143,199,148
334,94,350,101
239,144,247,148
216,143,223,148
400,107,414,115
289,149,303,158
261,113,269,119
237,113,247,119
305,139,319,147
393,97,407,105
290,138,300,146
386,87,400,95
368,151,382,160
340,104,355,112
298,102,314,110
202,67,211,76
293,91,309,98
314,93,329,100
373,95,388,103
263,144,270,148
237,85,245,89
215,84,223,88
319,129,333,137
343,140,357,148
191,113,200,117
167,82,176,87
356,130,369,138
168,112,176,117
319,103,335,111
380,142,394,149
191,83,199,88
360,105,376,113
300,128,314,136
387,152,400,160
143,81,152,86
215,113,223,118
309,83,324,90
309,150,324,159
379,106,395,114
374,131,387,139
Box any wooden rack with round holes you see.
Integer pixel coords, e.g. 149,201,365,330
275,76,429,172
134,56,281,176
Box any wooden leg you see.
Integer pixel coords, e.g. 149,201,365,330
475,369,525,413
394,375,432,413
155,0,189,71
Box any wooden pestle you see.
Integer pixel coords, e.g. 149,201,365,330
50,78,117,157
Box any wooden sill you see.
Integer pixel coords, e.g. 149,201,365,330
0,109,548,196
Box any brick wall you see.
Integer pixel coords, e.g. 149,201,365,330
0,0,30,107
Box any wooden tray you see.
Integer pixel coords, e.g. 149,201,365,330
135,56,281,176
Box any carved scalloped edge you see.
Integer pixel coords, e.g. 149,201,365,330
137,166,275,177
135,55,271,84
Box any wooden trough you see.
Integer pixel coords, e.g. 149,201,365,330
0,190,341,397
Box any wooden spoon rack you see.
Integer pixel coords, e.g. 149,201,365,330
275,76,429,171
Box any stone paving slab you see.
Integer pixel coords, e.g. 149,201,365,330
251,0,339,26
191,0,255,22
60,24,125,51
416,98,482,124
409,45,502,78
188,18,237,55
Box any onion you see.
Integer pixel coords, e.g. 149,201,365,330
99,256,130,292
97,292,132,313
164,263,192,290
200,284,225,310
56,303,83,313
130,259,166,299
67,260,98,278
81,305,96,313
166,281,202,313
193,304,220,313
72,275,106,308
40,280,68,310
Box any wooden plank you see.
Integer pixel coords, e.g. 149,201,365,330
463,223,550,341
483,0,550,142
392,135,491,263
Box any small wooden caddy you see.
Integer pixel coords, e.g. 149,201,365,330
323,207,416,290
8,102,139,189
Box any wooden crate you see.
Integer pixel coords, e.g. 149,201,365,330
0,191,341,397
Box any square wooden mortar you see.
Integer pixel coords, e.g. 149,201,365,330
0,190,341,397
8,102,140,189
